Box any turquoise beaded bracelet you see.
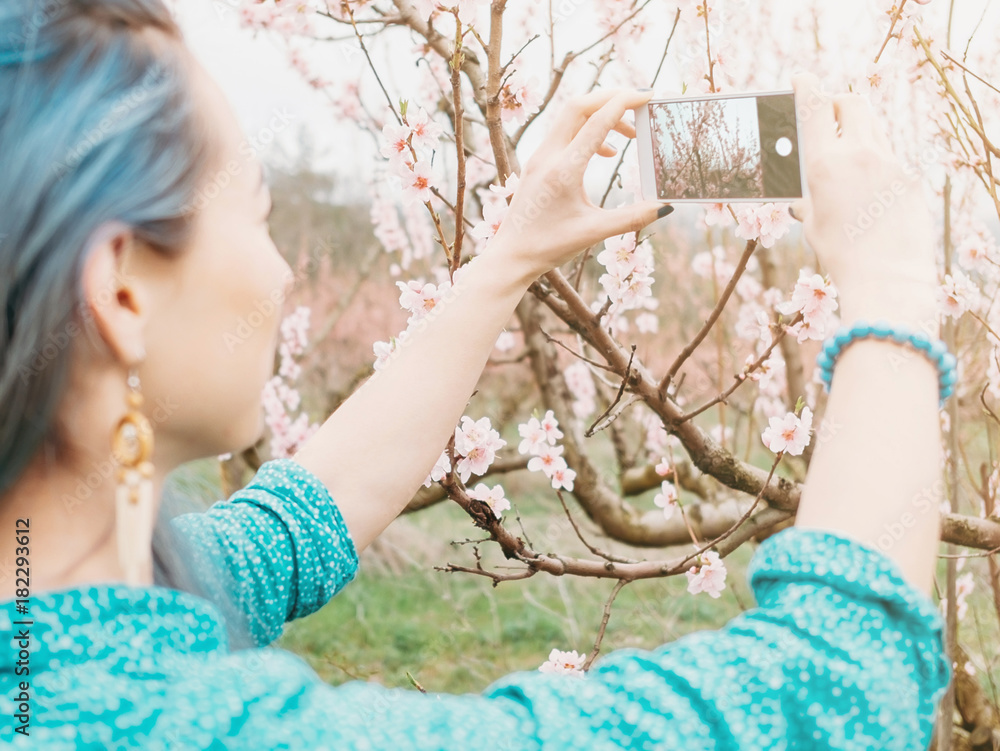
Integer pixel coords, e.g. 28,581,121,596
815,320,958,408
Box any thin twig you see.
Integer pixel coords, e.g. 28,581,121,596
673,451,784,571
658,239,758,399
448,10,468,274
346,4,401,125
557,491,641,565
586,345,637,437
677,311,804,423
582,579,629,671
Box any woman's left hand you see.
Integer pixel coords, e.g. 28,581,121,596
490,88,672,281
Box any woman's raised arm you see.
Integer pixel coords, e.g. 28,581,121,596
291,89,669,554
787,72,944,596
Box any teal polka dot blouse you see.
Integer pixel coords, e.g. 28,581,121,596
0,458,951,749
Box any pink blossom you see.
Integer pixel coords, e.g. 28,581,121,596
400,160,436,205
937,271,982,319
454,415,506,483
471,200,508,243
786,316,832,344
734,305,772,346
776,270,838,320
597,234,638,275
494,330,516,352
564,362,596,418
422,449,452,488
539,648,586,677
635,312,659,334
278,349,302,381
401,185,435,260
549,466,576,491
776,270,839,342
262,376,315,459
653,480,679,520
370,187,410,258
599,268,654,316
539,410,563,444
379,122,412,164
655,458,672,476
942,571,975,620
745,351,785,392
734,203,792,248
527,444,568,476
857,60,895,105
597,236,656,315
488,173,519,199
280,306,310,357
262,306,318,458
691,246,733,281
468,483,511,518
406,107,445,153
685,550,727,598
734,207,760,243
372,337,399,371
396,279,444,323
761,406,813,456
704,203,733,227
499,67,543,126
518,416,549,455
955,231,998,272
564,362,596,401
735,268,763,301
756,203,793,247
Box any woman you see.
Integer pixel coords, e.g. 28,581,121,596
0,1,951,749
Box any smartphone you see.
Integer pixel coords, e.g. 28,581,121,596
634,89,804,203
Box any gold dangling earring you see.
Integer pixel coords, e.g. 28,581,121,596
112,365,155,587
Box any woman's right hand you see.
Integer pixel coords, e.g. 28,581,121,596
788,72,939,331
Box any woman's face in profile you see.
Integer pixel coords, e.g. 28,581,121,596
125,48,295,464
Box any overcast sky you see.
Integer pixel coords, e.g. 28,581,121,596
171,0,998,208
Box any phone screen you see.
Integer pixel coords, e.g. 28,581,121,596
643,92,802,202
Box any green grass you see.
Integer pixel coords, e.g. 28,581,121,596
172,431,1000,708
273,492,755,695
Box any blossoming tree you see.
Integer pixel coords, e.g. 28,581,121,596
216,0,999,738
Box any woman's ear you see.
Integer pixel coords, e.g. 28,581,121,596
79,221,147,367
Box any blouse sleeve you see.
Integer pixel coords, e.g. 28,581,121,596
476,526,952,749
208,526,951,750
168,457,360,647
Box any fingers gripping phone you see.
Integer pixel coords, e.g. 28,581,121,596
634,90,804,203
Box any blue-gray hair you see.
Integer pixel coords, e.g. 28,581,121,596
0,0,214,493
0,1,253,646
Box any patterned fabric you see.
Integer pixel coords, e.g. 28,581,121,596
0,458,951,750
